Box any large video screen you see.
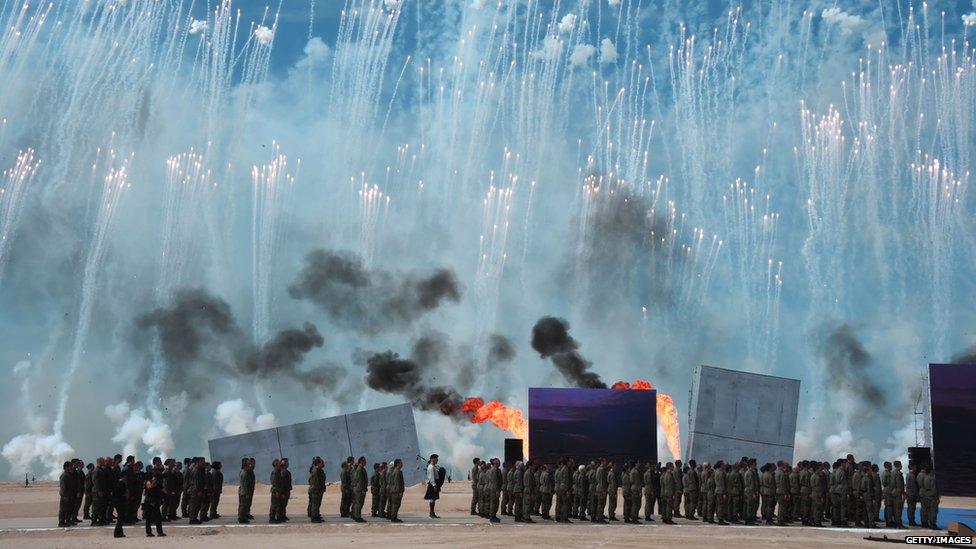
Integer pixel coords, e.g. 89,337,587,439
528,388,657,467
929,363,976,496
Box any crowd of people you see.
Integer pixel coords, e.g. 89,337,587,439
467,455,942,529
55,453,427,537
55,451,943,536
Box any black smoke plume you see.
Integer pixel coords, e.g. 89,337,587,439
288,249,461,333
531,316,606,388
136,288,339,400
816,323,886,411
951,347,976,364
364,349,465,416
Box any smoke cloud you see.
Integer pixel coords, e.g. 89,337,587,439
531,316,606,388
816,323,886,413
288,249,461,334
214,399,277,436
104,401,175,458
952,346,976,364
136,288,342,400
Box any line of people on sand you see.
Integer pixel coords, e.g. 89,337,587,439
56,453,445,536
55,451,943,535
466,454,943,529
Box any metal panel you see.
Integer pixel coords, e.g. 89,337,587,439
687,365,800,465
208,403,422,485
346,405,424,486
276,415,349,483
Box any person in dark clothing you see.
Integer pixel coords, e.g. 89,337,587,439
142,471,167,537
113,464,130,538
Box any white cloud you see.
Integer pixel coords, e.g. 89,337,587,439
529,35,563,61
608,0,621,6
569,44,596,67
963,12,976,26
558,13,577,34
599,38,617,64
295,37,331,70
254,25,274,46
822,7,866,34
469,0,487,9
189,19,208,36
214,399,277,436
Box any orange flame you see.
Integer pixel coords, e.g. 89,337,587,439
461,397,528,453
613,379,682,460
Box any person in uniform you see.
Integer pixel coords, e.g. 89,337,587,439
683,459,699,520
340,458,353,517
672,460,684,518
593,459,607,523
774,461,791,526
488,458,503,523
512,461,525,522
586,461,598,521
351,456,367,522
621,462,633,523
809,461,825,527
378,461,389,519
523,461,537,523
237,458,254,524
576,464,588,519
891,461,906,528
387,459,405,523
870,463,883,526
918,465,939,529
729,462,743,523
556,459,572,523
606,461,619,521
185,457,203,524
90,458,107,526
478,461,491,519
501,462,512,516
742,459,758,525
906,463,919,526
168,460,183,521
660,462,675,524
308,457,326,523
539,463,554,520
58,461,75,527
703,463,716,523
714,461,728,525
370,463,383,517
860,462,875,528
787,463,800,524
636,462,650,521
268,459,283,523
470,458,481,516
209,461,223,519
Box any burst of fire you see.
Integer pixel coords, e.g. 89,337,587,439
460,397,529,454
612,379,682,460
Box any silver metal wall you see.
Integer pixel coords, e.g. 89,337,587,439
687,365,800,465
208,403,424,485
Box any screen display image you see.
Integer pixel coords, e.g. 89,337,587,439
929,363,976,496
528,388,657,467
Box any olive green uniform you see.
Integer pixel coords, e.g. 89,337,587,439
308,467,326,520
238,468,255,522
388,468,405,521
660,469,675,522
470,464,480,515
352,464,367,520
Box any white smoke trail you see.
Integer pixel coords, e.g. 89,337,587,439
599,38,617,64
53,152,133,436
0,149,40,285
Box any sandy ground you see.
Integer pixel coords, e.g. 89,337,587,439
0,481,971,548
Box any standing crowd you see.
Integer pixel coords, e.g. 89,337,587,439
467,454,943,529
55,451,943,535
